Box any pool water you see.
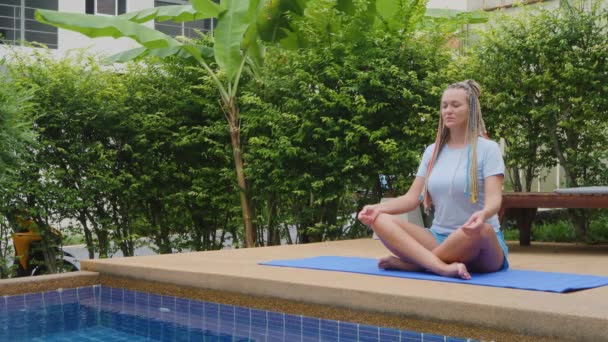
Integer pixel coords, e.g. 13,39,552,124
0,285,475,341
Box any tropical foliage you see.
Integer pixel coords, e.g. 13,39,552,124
2,0,606,277
462,1,608,236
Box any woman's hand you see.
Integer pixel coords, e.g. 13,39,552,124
461,210,488,232
358,204,382,226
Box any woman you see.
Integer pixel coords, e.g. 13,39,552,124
358,80,509,280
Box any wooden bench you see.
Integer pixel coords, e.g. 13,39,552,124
499,192,608,246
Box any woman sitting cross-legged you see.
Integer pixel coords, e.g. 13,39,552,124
358,80,509,280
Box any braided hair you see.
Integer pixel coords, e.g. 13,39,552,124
420,80,488,211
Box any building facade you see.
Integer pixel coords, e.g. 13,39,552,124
0,0,213,55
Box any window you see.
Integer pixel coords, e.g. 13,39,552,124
154,1,214,39
85,0,127,16
0,0,58,48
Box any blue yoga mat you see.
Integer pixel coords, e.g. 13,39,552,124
260,256,608,293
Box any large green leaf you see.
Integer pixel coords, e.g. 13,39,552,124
105,47,148,63
242,0,264,69
256,0,312,46
191,0,224,16
105,44,213,64
375,0,401,30
256,0,283,42
36,9,180,50
214,0,251,80
424,8,488,24
119,5,216,24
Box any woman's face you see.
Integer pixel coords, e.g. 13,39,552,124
441,88,469,131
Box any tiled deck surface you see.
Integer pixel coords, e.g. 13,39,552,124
80,239,608,341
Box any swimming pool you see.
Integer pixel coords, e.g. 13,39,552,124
0,285,475,341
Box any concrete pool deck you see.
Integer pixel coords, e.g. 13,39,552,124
74,238,608,341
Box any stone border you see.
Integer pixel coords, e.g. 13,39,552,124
0,271,99,296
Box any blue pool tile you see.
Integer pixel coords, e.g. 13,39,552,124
359,329,380,342
123,289,136,304
359,324,379,336
285,314,302,332
339,321,358,338
321,328,339,340
219,303,235,323
303,327,320,340
446,337,471,342
100,286,112,302
0,297,6,316
321,318,339,329
77,286,95,302
190,299,204,316
379,328,401,341
380,333,401,342
267,314,283,325
44,291,62,307
160,295,175,311
110,287,123,303
267,310,283,321
340,330,358,340
285,313,302,324
401,331,423,342
218,315,236,333
61,288,78,304
135,290,148,306
234,310,249,326
303,316,320,326
0,286,475,342
304,335,321,342
380,327,400,336
205,301,219,314
160,321,177,341
24,292,44,310
93,284,101,300
250,309,267,328
148,293,162,308
174,310,191,325
235,308,250,324
422,333,446,341
175,297,189,313
251,331,267,341
267,334,286,342
6,294,25,311
234,326,250,338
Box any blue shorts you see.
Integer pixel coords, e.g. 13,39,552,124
430,229,509,271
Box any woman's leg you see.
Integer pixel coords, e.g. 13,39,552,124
432,224,505,273
372,213,470,279
376,214,438,271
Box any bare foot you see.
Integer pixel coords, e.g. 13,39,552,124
440,262,471,280
377,255,421,272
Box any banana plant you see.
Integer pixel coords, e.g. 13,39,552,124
36,0,486,248
36,0,312,248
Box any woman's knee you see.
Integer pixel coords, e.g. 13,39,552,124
371,213,396,231
457,223,494,240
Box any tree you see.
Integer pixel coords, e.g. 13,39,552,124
36,0,488,247
243,1,482,243
35,0,325,247
464,1,608,236
0,67,34,278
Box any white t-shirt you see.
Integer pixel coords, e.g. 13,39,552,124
416,137,505,234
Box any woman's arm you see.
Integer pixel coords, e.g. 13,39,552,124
461,174,503,230
358,176,425,225
481,174,503,218
376,176,426,215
